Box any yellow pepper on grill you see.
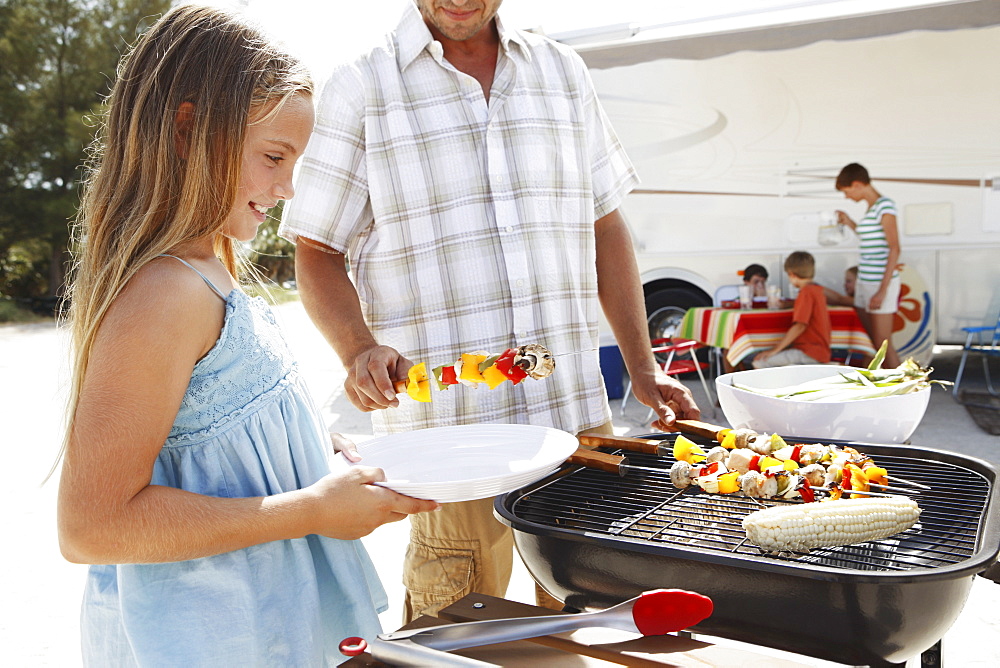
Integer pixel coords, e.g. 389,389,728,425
673,435,708,464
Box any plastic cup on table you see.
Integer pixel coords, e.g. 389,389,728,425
738,285,753,310
767,285,782,310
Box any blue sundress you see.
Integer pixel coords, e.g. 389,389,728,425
80,257,386,666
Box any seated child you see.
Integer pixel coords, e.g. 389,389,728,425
741,263,769,298
753,251,832,368
824,265,858,307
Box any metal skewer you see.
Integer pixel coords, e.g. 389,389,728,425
851,482,922,495
817,486,914,499
886,475,932,490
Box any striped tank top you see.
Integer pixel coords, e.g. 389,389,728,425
857,196,898,282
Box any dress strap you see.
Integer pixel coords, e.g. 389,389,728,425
158,254,230,301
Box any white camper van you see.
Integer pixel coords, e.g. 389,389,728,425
559,0,1000,362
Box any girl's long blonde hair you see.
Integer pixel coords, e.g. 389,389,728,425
60,4,312,466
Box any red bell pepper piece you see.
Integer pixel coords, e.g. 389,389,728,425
799,479,815,503
791,445,802,464
494,348,527,384
748,455,761,472
441,366,458,385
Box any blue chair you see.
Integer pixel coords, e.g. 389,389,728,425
952,310,1000,402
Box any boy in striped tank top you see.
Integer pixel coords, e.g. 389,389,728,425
834,163,902,367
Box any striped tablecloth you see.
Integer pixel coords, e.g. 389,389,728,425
678,306,876,366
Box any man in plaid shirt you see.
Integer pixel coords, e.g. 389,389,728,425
281,0,700,622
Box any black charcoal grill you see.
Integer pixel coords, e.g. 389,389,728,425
495,434,1000,667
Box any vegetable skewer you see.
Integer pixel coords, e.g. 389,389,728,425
392,344,555,402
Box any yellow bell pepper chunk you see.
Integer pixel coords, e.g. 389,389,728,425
720,431,736,449
718,471,740,494
759,456,783,471
460,353,488,383
672,434,707,464
864,466,888,485
408,362,428,383
783,458,799,471
407,380,431,402
406,363,431,402
482,364,508,390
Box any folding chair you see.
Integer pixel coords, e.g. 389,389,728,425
713,284,742,307
953,310,1000,402
620,338,716,420
830,349,857,366
708,284,743,376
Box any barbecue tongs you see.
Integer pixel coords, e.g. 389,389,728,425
339,588,713,666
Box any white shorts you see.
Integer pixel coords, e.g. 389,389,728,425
854,275,901,315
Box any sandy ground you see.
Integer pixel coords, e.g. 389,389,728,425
3,301,998,666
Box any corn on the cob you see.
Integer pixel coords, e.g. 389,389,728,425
742,496,920,553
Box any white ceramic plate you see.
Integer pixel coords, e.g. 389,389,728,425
348,424,578,503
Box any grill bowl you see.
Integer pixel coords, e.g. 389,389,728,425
496,438,1000,667
716,365,930,443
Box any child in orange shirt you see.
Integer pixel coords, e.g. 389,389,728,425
753,251,831,368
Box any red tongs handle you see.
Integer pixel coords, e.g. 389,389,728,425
339,636,369,657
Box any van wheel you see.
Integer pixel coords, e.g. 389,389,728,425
645,287,711,342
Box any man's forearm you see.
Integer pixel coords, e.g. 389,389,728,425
594,210,656,377
295,241,377,366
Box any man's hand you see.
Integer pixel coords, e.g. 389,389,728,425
344,345,412,411
629,367,701,431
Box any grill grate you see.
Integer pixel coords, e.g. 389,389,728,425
512,440,990,572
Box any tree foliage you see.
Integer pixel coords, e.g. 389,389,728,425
0,0,170,301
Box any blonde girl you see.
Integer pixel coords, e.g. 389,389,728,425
57,5,436,665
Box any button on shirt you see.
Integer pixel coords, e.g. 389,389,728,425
281,4,638,435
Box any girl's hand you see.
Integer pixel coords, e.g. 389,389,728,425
868,291,885,311
306,466,439,540
329,431,361,462
835,210,855,230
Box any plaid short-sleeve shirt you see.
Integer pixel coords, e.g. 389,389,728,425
281,4,639,435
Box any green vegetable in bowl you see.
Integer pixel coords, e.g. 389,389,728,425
733,341,952,402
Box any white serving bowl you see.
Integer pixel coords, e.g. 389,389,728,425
716,365,931,444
